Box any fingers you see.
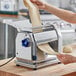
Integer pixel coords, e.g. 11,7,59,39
30,0,42,5
30,0,45,9
57,54,65,58
57,54,68,64
57,54,74,64
30,0,36,3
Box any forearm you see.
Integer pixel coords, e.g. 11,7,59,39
44,3,76,23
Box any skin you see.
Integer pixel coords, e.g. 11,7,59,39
57,54,76,64
23,0,76,64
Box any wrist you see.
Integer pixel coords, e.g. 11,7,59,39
44,3,53,11
43,2,48,10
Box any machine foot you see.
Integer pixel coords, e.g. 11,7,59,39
16,64,20,66
58,62,61,64
33,68,37,70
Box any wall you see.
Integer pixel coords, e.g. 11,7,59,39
19,0,26,9
60,0,70,8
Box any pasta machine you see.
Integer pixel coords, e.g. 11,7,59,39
14,20,62,70
3,19,62,70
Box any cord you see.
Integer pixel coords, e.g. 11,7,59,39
0,57,15,67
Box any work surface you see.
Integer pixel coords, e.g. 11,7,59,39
0,44,76,76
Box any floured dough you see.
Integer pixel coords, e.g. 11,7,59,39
23,0,58,55
23,0,42,33
38,43,58,55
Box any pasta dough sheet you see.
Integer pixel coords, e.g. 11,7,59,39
23,0,42,33
38,43,59,55
23,0,58,55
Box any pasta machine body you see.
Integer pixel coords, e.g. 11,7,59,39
15,24,62,69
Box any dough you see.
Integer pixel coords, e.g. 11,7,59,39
38,43,58,55
63,46,72,53
23,0,42,33
23,0,58,55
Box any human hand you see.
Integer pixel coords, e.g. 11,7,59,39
57,54,76,64
30,0,47,9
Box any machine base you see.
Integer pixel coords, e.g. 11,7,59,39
15,58,60,70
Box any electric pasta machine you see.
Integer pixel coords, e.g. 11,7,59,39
15,23,62,70
3,18,62,70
